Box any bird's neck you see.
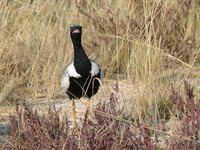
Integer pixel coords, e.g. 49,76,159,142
72,42,91,76
72,42,89,61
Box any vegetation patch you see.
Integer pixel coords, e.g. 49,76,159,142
0,81,199,149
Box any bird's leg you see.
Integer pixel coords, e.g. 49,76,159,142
84,99,90,123
72,98,77,128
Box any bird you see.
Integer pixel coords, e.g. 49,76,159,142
61,25,102,128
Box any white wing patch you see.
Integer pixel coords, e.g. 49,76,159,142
90,60,100,77
67,62,81,78
61,62,81,90
61,73,70,90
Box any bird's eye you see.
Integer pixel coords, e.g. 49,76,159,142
72,29,81,34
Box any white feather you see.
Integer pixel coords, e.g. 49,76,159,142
61,73,70,90
67,62,81,78
90,60,100,77
61,62,81,90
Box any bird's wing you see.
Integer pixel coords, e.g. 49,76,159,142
61,62,81,90
62,62,81,78
90,60,102,79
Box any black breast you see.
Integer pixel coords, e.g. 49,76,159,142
67,69,101,100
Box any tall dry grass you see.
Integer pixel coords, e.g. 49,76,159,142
0,0,200,124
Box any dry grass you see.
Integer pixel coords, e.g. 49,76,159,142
4,81,200,149
0,0,200,132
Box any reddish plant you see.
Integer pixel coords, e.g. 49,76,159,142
5,84,157,150
3,81,200,149
169,81,200,149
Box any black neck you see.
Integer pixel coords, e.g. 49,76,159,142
72,41,89,61
70,33,91,76
72,41,91,76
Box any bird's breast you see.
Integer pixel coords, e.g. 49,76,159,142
73,60,91,77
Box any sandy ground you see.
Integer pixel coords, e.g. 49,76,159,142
0,79,139,145
1,69,200,147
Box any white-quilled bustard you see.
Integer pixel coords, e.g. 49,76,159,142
61,25,102,127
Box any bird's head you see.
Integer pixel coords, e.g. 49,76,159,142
70,25,82,44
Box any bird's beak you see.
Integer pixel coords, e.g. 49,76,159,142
72,29,81,33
